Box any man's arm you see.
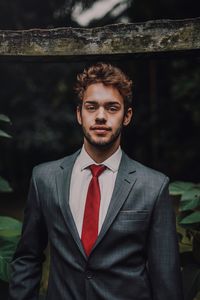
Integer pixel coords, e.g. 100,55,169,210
9,169,48,300
147,176,184,300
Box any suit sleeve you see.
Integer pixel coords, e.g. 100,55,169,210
9,169,48,300
147,176,184,300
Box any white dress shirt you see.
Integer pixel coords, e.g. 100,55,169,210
69,145,122,237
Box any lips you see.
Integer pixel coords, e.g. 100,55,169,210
92,126,110,131
91,126,111,134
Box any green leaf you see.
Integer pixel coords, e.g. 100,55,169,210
0,114,11,123
0,129,11,139
180,187,200,211
0,256,10,282
181,187,200,202
169,181,194,196
180,198,200,211
0,177,12,192
0,216,22,238
0,216,22,282
180,211,200,225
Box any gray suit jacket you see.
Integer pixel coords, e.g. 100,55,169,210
9,150,184,300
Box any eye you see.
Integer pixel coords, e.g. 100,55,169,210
107,106,118,112
86,105,96,111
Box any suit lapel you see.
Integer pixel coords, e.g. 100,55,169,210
91,152,137,253
55,149,87,260
55,149,137,259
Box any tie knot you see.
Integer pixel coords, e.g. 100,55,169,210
89,164,106,177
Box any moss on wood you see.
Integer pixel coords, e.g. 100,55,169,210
0,18,200,61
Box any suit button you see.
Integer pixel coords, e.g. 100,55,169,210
86,270,93,279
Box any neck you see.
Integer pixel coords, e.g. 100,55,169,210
84,141,120,163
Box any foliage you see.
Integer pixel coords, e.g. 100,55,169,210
170,182,200,300
0,177,12,193
0,114,22,284
169,181,200,230
0,114,12,192
0,216,22,282
0,114,11,139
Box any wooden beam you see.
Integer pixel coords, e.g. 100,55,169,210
0,18,200,61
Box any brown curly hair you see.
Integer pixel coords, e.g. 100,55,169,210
74,62,133,112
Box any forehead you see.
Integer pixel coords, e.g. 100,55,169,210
83,83,123,104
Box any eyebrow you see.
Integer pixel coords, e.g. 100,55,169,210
84,101,121,106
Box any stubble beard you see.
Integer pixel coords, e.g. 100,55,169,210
82,124,123,150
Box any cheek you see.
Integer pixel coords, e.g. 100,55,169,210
110,115,124,126
81,113,93,127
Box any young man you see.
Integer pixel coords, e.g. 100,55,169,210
9,63,183,300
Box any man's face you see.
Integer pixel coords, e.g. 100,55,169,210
76,83,132,150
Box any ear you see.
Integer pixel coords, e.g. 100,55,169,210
123,107,133,126
76,106,82,125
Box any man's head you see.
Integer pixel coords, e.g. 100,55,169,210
75,62,133,113
74,62,133,154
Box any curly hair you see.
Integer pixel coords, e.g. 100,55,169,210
74,62,133,111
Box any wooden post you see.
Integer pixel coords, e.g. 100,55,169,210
0,18,200,61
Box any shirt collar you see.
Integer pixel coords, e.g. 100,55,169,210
77,145,122,173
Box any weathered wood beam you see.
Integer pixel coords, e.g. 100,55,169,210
0,18,200,61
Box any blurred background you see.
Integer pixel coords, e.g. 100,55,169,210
0,0,199,219
0,1,200,299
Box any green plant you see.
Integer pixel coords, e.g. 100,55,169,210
170,181,200,300
0,217,22,282
0,114,22,283
169,181,200,230
0,114,12,193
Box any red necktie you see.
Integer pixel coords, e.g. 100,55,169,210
81,164,106,256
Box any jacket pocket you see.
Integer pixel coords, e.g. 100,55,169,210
117,210,149,222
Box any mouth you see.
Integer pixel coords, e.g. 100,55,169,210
91,126,111,134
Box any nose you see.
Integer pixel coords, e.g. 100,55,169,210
95,107,107,122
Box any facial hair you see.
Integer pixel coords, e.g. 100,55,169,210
81,124,123,149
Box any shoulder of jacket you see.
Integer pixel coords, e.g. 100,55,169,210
32,152,76,178
123,152,169,185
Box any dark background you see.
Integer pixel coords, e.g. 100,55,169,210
0,0,200,219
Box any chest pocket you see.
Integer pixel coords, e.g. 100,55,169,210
112,210,150,234
117,210,149,222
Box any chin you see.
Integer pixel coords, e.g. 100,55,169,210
83,129,121,149
89,138,119,149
